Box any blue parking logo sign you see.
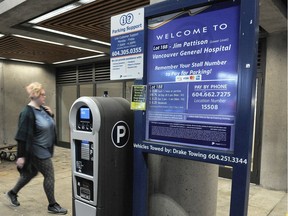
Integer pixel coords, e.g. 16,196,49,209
111,121,130,148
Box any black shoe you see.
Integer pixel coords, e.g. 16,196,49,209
48,203,68,215
6,190,20,206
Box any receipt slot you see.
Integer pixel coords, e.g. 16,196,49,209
69,97,133,216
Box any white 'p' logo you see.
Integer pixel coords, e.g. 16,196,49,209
111,121,130,148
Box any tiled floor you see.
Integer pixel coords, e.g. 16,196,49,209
0,146,286,216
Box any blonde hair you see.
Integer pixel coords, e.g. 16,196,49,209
26,82,43,99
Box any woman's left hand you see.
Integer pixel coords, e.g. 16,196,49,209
43,106,54,116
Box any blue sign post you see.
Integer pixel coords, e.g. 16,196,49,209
133,0,258,215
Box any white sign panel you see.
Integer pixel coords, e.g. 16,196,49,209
110,8,144,80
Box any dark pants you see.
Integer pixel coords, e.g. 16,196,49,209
11,157,56,204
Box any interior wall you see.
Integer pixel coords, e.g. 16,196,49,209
0,60,56,147
260,32,287,191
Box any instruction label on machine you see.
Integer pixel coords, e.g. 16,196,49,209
145,4,240,150
131,85,147,110
110,8,144,80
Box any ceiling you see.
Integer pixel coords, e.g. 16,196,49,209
0,0,150,65
0,0,286,65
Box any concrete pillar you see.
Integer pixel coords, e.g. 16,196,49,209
261,32,287,191
0,60,4,145
148,155,218,216
147,1,218,215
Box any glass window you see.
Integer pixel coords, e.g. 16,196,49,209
57,85,77,143
96,82,123,97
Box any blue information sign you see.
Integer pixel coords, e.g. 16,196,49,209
146,4,239,150
132,0,259,216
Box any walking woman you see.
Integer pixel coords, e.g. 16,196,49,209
6,82,67,215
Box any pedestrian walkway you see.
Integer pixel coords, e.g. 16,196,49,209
0,146,286,216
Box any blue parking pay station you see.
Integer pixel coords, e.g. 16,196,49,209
132,0,259,215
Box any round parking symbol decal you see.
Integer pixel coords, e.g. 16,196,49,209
111,121,130,148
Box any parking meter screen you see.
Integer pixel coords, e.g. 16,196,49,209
145,3,240,150
80,107,90,120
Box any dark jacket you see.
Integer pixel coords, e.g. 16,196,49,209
15,105,56,159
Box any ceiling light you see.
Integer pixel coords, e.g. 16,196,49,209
34,26,110,47
0,33,4,38
29,0,97,24
33,26,89,40
53,59,77,64
12,34,64,45
53,53,106,64
78,0,96,4
77,54,106,60
0,0,26,16
28,0,110,47
12,34,106,55
29,5,79,24
10,58,45,64
90,39,111,46
67,45,104,53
